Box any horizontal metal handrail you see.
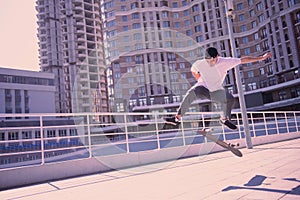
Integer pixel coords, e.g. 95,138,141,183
0,111,299,169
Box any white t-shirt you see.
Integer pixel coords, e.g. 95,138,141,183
191,57,241,92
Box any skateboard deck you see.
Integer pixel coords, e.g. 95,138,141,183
197,128,243,157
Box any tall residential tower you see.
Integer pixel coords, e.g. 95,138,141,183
36,0,109,119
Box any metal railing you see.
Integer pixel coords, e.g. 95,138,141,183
0,111,299,169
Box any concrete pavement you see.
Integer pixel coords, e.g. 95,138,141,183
1,138,300,200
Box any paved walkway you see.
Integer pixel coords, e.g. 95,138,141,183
1,138,300,200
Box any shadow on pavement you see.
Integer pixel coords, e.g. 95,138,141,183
222,175,300,196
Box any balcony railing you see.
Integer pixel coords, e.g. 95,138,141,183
0,111,299,169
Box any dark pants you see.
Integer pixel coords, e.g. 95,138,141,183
177,85,235,119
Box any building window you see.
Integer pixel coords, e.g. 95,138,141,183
237,3,243,10
135,44,143,50
22,131,31,139
164,96,169,104
134,33,141,40
0,132,4,141
128,78,134,84
131,2,138,9
296,11,300,23
256,44,261,52
248,82,257,90
254,33,259,40
186,30,192,36
169,63,176,70
129,99,136,107
228,87,234,94
122,16,127,22
125,56,132,62
260,68,265,75
35,131,41,138
196,36,203,42
260,80,268,88
70,129,77,136
279,91,287,100
242,37,248,44
139,98,146,105
239,14,245,21
115,72,121,79
133,23,141,29
137,77,144,85
162,11,168,18
247,71,254,78
165,41,172,47
195,25,201,32
184,10,189,16
257,2,263,11
116,103,124,112
47,130,55,138
173,95,180,103
244,48,251,55
194,15,201,22
59,130,67,137
132,13,139,19
290,88,300,98
8,132,18,140
241,25,247,32
258,14,265,23
192,5,199,12
138,87,146,97
288,0,297,7
250,10,255,17
163,21,170,27
123,26,129,31
107,20,116,28
184,20,191,26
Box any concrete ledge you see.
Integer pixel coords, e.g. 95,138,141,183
1,132,299,190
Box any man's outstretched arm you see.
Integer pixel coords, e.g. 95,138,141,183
240,52,272,64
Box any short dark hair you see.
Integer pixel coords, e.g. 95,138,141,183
205,47,219,59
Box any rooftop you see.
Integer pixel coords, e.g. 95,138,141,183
1,138,300,200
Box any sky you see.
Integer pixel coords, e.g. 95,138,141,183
0,0,39,71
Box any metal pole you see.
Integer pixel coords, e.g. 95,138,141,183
223,0,253,149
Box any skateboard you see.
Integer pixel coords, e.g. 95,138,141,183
197,128,243,157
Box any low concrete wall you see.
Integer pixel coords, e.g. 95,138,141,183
1,132,299,190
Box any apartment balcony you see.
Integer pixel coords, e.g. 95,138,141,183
75,21,85,26
76,29,86,34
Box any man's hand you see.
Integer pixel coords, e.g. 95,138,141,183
241,52,272,64
192,71,201,81
261,52,272,60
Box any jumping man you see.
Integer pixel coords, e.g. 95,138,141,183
164,47,272,129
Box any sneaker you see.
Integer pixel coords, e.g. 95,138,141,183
164,116,180,126
219,119,237,130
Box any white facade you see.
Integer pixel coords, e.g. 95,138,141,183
0,67,56,114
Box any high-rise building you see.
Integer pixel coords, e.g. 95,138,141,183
36,0,109,120
103,0,300,115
